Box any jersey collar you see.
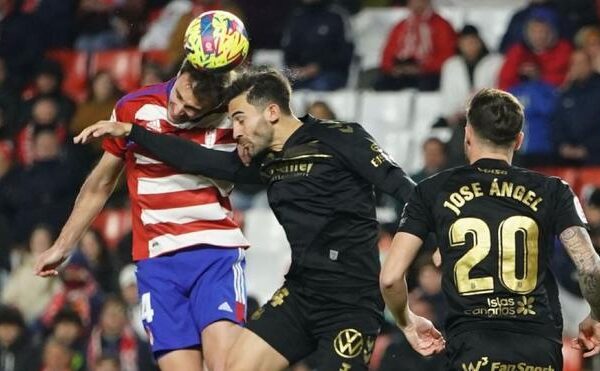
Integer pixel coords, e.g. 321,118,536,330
472,158,511,168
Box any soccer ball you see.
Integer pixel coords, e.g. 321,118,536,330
184,10,250,71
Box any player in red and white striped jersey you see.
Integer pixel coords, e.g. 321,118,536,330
35,61,249,371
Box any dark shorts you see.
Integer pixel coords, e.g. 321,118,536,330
446,329,563,371
246,282,383,370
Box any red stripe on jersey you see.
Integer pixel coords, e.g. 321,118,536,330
144,218,239,241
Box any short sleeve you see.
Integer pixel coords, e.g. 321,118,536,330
102,109,128,159
397,185,433,241
553,179,588,235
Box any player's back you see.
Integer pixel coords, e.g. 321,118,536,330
413,158,586,342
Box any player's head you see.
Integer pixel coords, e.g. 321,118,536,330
465,88,524,162
224,66,293,158
168,60,232,125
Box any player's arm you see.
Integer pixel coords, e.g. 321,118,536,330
559,226,600,357
380,185,444,356
34,152,124,276
75,120,262,184
334,123,416,203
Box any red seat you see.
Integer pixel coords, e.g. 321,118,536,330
533,167,579,192
143,49,171,68
90,49,143,93
577,167,600,196
45,49,89,102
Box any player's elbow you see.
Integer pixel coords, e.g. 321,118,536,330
380,267,402,291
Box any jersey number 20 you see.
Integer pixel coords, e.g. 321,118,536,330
449,216,539,296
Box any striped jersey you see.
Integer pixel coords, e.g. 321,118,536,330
102,79,249,261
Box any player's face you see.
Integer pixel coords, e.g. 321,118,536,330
229,94,275,159
167,73,211,124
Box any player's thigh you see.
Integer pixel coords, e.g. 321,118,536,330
312,311,381,371
446,330,563,371
135,259,201,357
201,320,243,371
157,348,203,371
226,328,289,371
243,285,316,365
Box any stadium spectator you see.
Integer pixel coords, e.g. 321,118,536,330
165,0,244,72
306,100,336,120
499,0,570,54
575,25,600,73
411,137,447,183
498,8,573,91
21,59,76,123
47,309,86,371
553,50,600,165
282,0,354,91
95,355,120,371
0,0,43,89
238,0,294,49
70,71,121,138
139,0,193,52
0,305,36,371
374,0,456,91
40,250,104,331
87,296,156,371
118,264,146,340
437,25,503,129
77,229,117,294
40,337,75,371
510,78,557,167
15,96,67,166
1,224,62,324
31,0,76,49
74,0,126,52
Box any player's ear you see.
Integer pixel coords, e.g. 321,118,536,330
464,123,472,145
264,103,281,124
514,131,525,151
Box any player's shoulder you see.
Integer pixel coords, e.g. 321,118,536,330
509,165,568,192
303,115,368,141
114,80,171,119
416,166,466,193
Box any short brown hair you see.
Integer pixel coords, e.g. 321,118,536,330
179,60,233,109
466,88,524,146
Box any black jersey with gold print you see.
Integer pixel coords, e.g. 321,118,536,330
397,158,587,342
129,115,415,299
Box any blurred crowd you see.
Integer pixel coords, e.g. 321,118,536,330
1,0,600,370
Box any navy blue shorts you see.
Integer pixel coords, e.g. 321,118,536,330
135,246,246,356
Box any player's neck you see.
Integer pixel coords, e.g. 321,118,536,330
270,115,303,152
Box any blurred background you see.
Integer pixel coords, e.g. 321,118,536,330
1,0,600,369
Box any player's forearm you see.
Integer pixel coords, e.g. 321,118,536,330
560,226,600,319
53,172,117,253
381,273,411,328
129,125,244,182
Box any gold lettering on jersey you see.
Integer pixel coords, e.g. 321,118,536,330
477,167,508,175
462,357,489,371
445,180,543,215
443,183,485,215
490,361,555,371
266,161,315,181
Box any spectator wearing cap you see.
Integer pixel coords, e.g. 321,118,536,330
499,8,573,91
0,305,36,371
437,25,503,129
282,0,354,91
118,264,146,340
1,225,62,324
374,0,456,91
553,50,600,165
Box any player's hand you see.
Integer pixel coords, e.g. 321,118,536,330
401,312,446,356
573,314,600,357
33,245,69,277
74,120,133,144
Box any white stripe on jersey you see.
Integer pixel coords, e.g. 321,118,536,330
140,203,228,225
134,153,162,165
148,229,249,257
134,104,168,121
137,174,213,195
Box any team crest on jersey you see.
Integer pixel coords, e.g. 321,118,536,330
145,120,162,133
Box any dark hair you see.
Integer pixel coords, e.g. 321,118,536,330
179,60,233,109
0,305,25,328
466,88,524,146
52,308,83,328
224,66,292,114
422,137,446,152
